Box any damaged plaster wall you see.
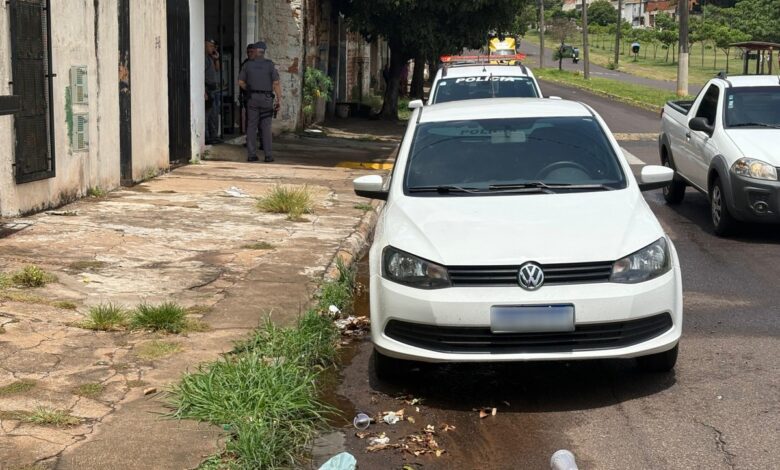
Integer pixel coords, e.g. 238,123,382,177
257,0,303,132
129,0,169,180
0,0,120,216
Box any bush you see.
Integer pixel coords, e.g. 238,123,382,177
303,68,333,120
11,265,56,288
131,302,187,333
81,303,128,331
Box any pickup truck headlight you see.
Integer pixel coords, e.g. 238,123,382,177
382,246,451,289
731,158,778,181
611,238,671,284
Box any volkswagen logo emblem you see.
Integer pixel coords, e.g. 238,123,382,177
518,262,544,290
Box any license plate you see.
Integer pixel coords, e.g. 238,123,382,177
490,304,575,333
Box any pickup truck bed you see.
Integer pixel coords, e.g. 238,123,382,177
666,100,694,115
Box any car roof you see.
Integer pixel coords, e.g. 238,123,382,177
716,75,780,87
435,65,533,79
418,98,591,123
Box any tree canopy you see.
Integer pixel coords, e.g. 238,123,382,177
587,0,617,27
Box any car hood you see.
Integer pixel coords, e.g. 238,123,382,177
383,190,664,266
725,129,780,166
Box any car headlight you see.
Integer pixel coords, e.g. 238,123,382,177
731,158,778,181
382,246,451,289
611,238,671,284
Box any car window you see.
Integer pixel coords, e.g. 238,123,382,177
432,76,538,103
695,84,720,125
404,117,626,195
724,86,780,128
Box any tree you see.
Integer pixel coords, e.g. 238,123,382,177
340,0,528,119
714,26,750,73
587,0,616,27
550,17,577,70
654,13,678,62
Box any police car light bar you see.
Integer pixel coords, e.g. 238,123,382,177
440,54,526,63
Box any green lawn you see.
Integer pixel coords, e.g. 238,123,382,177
534,68,690,112
525,31,750,87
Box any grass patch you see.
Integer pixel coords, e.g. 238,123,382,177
0,273,11,289
398,97,412,121
86,187,107,198
73,383,104,399
10,265,57,288
126,380,146,388
68,260,107,272
353,203,373,211
53,300,78,310
136,340,182,360
256,185,314,221
0,379,36,396
534,68,690,112
241,242,275,250
80,303,127,331
317,258,357,316
131,302,187,333
170,261,354,469
0,290,48,304
23,407,80,427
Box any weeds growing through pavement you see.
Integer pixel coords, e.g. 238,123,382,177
131,302,187,333
23,407,80,427
10,265,57,288
80,303,127,331
256,185,314,221
73,383,104,399
0,379,36,396
136,340,182,360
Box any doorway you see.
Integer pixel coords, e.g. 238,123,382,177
166,0,192,165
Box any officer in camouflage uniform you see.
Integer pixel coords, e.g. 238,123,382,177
238,41,281,162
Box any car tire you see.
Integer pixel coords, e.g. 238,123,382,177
636,343,678,372
662,157,686,204
710,177,735,237
372,349,404,382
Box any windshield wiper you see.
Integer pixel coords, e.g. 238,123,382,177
729,122,780,129
489,182,615,192
408,185,481,194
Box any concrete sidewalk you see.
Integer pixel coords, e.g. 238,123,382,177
0,130,395,469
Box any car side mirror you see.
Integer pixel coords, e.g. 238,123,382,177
689,117,714,135
638,165,674,191
353,174,388,200
408,99,423,110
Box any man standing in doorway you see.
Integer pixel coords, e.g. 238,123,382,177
238,41,281,162
205,39,221,145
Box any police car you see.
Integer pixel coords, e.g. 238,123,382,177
425,55,543,105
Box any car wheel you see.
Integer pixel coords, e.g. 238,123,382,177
372,349,405,382
636,343,678,372
710,177,735,236
662,157,686,204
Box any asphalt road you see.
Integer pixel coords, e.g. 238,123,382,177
333,85,780,469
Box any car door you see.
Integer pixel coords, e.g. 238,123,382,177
687,84,721,189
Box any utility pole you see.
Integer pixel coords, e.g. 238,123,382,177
539,0,545,69
677,0,689,96
614,0,623,66
582,0,590,79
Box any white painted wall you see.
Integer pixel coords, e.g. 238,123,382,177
130,0,169,179
190,0,206,158
0,0,121,216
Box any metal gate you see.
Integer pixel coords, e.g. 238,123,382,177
9,0,55,184
166,0,191,164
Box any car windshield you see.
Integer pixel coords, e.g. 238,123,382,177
433,76,538,103
405,117,627,195
724,86,780,128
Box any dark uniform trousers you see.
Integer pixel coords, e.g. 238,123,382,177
246,92,274,159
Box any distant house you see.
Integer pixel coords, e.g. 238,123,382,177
561,0,699,28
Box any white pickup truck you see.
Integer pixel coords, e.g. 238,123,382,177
659,75,780,235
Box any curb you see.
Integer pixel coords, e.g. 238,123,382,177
324,200,383,280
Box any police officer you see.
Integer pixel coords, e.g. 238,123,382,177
238,41,281,162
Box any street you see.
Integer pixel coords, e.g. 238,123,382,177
333,83,780,469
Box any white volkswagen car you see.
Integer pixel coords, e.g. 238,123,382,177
354,99,683,379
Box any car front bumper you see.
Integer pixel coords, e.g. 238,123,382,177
729,172,780,223
370,266,683,363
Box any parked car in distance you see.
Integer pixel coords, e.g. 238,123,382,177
354,98,682,380
426,61,543,105
660,74,780,235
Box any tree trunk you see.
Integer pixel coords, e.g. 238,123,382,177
409,53,425,99
559,42,564,71
714,49,717,69
379,46,405,120
654,44,657,60
725,49,729,73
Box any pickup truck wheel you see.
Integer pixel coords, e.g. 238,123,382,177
710,178,735,236
662,160,686,204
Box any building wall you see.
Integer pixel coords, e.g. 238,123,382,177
0,0,121,216
130,0,169,179
257,0,303,132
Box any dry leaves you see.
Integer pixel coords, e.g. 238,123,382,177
478,407,497,418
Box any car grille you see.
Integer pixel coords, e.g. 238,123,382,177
447,261,614,287
384,313,673,354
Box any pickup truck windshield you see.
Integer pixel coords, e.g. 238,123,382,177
432,76,538,103
405,117,626,195
724,87,780,128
